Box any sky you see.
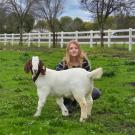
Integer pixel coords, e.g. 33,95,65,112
60,0,91,21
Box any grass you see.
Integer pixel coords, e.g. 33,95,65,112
0,44,135,135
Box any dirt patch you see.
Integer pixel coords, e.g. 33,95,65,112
128,82,135,87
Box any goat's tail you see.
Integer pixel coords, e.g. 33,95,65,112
88,68,103,80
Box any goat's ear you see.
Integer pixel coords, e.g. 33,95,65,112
41,66,46,75
24,59,32,73
39,60,46,75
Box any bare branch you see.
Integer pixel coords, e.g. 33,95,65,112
33,0,64,47
3,0,36,45
80,0,135,46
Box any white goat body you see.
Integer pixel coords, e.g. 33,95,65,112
24,56,103,122
36,68,102,98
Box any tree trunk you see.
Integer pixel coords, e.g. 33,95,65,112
52,31,56,47
19,29,23,46
100,26,104,47
19,19,23,46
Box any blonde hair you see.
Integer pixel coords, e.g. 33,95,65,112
64,40,86,68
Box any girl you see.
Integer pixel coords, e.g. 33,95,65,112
56,40,101,113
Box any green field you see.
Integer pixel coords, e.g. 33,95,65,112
0,44,135,135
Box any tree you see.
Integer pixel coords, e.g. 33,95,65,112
104,16,116,29
34,0,64,47
5,13,34,33
73,17,84,31
34,20,48,32
83,21,95,31
23,14,35,33
80,0,135,47
6,12,19,33
93,16,116,30
60,16,73,31
60,16,85,31
0,8,7,33
5,0,36,45
0,0,8,33
114,14,135,29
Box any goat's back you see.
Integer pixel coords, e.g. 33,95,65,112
36,68,102,97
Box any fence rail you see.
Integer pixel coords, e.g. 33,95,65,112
0,28,135,51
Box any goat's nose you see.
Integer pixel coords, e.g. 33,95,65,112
33,69,38,73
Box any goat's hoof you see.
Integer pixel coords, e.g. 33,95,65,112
80,117,87,122
87,113,91,118
33,113,40,117
62,110,69,116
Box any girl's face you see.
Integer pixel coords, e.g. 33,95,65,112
68,43,79,57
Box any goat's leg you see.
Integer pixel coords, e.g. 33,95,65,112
34,89,48,117
56,97,69,116
86,94,93,117
74,96,87,122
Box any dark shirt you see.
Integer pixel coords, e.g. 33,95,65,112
56,58,101,103
56,58,91,71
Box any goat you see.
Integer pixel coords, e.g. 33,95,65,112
24,56,103,122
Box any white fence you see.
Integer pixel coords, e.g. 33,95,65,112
0,28,135,51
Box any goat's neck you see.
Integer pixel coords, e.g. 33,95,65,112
32,70,41,82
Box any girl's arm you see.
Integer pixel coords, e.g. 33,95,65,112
82,58,91,71
56,61,64,71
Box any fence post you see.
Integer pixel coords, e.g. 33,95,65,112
4,33,7,46
28,33,31,47
75,31,78,41
48,32,51,48
38,32,41,47
108,29,111,47
129,28,132,51
89,30,93,47
61,31,63,48
11,33,14,46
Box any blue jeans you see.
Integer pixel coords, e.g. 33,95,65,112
92,87,101,100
